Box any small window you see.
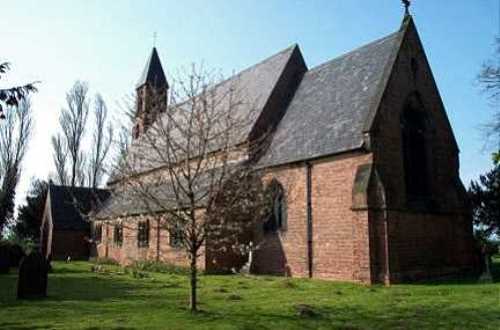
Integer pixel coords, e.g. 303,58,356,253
137,220,150,248
114,224,123,246
263,179,287,232
169,222,183,248
93,224,102,243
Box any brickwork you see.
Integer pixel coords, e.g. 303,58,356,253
91,19,476,284
95,216,205,269
252,152,373,282
51,230,89,260
368,20,476,282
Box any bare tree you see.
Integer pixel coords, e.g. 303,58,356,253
0,98,33,231
88,94,113,188
105,65,270,312
478,37,500,159
55,81,90,187
51,134,68,185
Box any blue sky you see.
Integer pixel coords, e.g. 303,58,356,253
0,0,498,204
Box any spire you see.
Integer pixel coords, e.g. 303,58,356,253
136,47,168,90
402,0,411,17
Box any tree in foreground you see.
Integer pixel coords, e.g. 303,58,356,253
14,179,48,243
0,98,33,233
0,62,38,118
469,161,500,238
109,65,269,312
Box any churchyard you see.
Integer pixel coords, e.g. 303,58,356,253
0,258,499,330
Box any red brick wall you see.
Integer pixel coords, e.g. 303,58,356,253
253,152,373,282
368,21,476,282
51,230,89,260
95,217,205,269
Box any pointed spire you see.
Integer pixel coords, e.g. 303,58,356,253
136,47,168,89
402,0,411,17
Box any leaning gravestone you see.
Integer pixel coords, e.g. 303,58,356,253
17,251,48,299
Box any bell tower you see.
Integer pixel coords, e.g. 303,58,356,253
133,47,168,139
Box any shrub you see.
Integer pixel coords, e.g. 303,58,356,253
129,260,189,275
0,240,27,272
90,257,119,266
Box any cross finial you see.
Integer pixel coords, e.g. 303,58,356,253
402,0,411,16
153,32,157,47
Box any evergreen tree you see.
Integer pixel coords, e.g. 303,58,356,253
14,179,48,242
469,161,500,237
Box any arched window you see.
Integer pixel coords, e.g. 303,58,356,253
401,93,431,201
263,179,287,232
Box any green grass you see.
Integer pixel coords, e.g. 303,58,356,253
1,259,499,330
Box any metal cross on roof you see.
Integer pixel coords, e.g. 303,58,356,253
153,32,157,47
402,0,411,16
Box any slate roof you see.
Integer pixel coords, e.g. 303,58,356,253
137,47,168,89
122,44,302,175
49,185,110,230
257,30,404,167
99,19,411,218
94,167,227,219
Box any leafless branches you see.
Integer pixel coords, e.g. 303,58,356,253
478,37,500,150
104,64,269,311
51,82,114,188
0,98,33,231
88,94,113,189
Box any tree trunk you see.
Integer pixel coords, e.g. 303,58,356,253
71,160,76,188
189,251,197,312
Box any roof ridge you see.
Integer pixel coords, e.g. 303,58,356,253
49,184,109,192
307,31,401,74
210,43,299,90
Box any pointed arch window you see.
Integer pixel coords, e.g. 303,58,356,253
401,93,431,202
263,179,287,232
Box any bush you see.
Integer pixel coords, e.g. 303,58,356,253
128,260,189,275
0,240,27,272
89,257,119,266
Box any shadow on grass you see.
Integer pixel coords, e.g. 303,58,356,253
46,274,147,302
0,322,138,330
192,303,500,330
411,259,500,286
0,272,147,304
0,322,53,330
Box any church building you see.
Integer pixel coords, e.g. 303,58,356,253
91,15,476,284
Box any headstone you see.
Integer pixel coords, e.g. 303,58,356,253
17,252,48,299
478,245,494,283
0,244,9,274
8,244,25,268
240,242,254,275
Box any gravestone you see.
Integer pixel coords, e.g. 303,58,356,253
17,251,48,299
240,242,255,275
478,245,495,283
0,244,9,274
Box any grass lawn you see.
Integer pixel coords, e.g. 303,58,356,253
0,259,499,330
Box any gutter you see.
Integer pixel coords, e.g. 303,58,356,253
306,161,313,278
